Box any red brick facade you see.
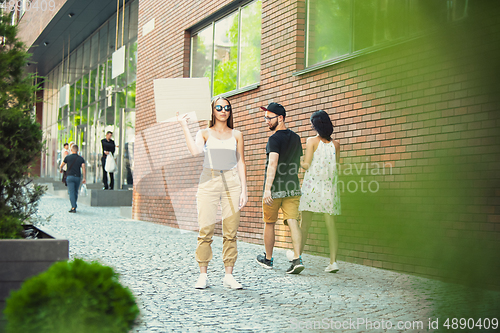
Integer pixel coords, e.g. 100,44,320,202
133,0,500,287
17,0,68,47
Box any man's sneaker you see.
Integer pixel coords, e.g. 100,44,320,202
325,262,339,273
286,249,294,261
286,257,305,274
194,273,208,289
223,274,243,289
256,253,273,269
69,208,76,213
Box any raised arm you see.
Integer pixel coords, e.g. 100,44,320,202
178,114,205,156
235,130,248,209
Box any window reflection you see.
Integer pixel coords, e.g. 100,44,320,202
190,0,262,96
43,0,138,188
306,0,469,67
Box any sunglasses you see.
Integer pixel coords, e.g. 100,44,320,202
264,115,279,122
215,105,231,112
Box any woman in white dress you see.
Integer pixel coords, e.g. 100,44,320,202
298,110,341,272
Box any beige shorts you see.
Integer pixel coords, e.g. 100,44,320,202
262,196,300,224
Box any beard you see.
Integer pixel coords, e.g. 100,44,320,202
268,121,278,131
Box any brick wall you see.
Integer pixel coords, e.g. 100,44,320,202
134,0,500,287
17,0,68,47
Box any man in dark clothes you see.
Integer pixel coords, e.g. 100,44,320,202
256,102,305,274
101,131,116,190
60,144,86,213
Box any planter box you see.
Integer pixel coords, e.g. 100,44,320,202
80,189,133,206
0,226,69,330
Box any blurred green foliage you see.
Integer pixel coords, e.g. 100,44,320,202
303,0,500,320
0,13,45,238
4,259,140,333
0,215,24,239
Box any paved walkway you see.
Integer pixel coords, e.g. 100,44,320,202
36,194,499,332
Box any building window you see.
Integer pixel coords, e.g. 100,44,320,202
19,0,27,18
190,0,262,96
306,0,469,68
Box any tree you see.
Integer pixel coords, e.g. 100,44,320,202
0,13,45,238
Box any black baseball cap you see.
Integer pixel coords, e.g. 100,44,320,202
260,102,286,117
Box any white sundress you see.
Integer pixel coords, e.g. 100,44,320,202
299,140,341,215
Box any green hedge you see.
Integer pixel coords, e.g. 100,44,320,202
4,259,140,333
0,216,24,239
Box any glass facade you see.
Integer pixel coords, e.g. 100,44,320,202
41,0,138,189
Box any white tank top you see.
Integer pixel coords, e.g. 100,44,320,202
203,129,238,170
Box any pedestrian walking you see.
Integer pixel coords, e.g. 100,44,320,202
178,97,248,289
59,144,86,213
101,131,116,190
256,102,304,274
294,110,341,273
61,143,70,186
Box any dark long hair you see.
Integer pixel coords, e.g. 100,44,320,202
310,110,333,141
210,97,233,129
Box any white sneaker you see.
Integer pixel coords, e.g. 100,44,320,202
223,274,243,289
195,273,208,289
325,262,339,273
286,249,294,261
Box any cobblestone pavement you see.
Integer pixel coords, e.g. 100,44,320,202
36,194,499,333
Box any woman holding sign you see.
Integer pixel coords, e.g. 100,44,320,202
178,97,248,289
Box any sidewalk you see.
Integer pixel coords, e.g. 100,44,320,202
36,194,499,332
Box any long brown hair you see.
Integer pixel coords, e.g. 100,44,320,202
210,97,234,129
311,110,333,141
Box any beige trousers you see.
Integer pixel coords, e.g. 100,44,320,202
196,168,241,267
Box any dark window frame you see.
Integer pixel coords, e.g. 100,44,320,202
189,0,262,97
299,0,469,76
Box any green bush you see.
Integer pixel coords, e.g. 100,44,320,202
4,259,140,333
0,215,24,239
0,13,46,238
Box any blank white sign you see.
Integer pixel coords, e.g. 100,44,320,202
143,18,155,36
112,46,125,79
59,83,70,108
153,77,212,123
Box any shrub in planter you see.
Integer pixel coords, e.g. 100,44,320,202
4,259,140,333
0,13,46,238
0,215,24,239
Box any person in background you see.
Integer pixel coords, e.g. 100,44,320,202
123,142,134,185
60,144,86,213
101,131,116,190
61,143,70,186
295,110,341,273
